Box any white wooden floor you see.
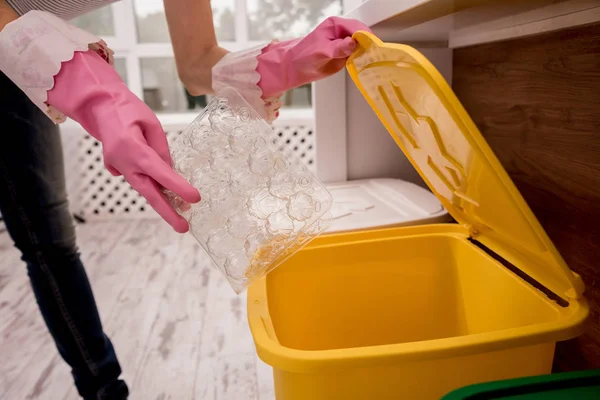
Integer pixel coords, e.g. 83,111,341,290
0,219,275,400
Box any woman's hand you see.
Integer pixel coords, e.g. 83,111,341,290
48,50,201,233
161,0,369,122
256,17,371,99
1,10,199,232
210,16,370,122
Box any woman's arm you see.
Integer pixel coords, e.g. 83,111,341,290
0,0,18,31
162,0,228,96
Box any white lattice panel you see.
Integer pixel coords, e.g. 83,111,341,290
63,116,315,221
276,124,316,169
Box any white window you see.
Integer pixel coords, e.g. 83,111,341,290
70,0,343,115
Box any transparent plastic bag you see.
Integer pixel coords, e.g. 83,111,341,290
166,87,332,293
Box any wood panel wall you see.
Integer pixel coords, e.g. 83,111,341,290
453,23,600,371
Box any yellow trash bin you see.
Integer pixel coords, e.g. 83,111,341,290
247,32,589,400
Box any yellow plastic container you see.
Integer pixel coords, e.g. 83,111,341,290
247,32,589,400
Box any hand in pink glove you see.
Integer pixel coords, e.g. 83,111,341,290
48,50,201,233
257,16,371,99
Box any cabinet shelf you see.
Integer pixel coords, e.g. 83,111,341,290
344,0,600,47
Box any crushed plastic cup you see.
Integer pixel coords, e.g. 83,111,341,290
165,87,332,293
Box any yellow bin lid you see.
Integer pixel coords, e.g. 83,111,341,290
346,32,585,300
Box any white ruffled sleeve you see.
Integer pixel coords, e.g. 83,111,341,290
211,42,282,124
0,10,114,124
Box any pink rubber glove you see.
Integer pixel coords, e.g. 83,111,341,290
257,16,371,99
47,50,201,233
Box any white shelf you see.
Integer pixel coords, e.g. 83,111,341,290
344,0,600,46
344,0,428,29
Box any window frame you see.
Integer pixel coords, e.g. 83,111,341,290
107,0,267,102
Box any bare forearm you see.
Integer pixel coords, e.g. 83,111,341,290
162,0,228,95
0,0,18,31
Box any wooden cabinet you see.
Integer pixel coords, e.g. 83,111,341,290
453,22,600,370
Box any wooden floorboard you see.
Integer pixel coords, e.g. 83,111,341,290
132,236,208,399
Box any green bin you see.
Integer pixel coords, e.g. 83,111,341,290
442,369,600,399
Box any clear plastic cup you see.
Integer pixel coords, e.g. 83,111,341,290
165,87,332,293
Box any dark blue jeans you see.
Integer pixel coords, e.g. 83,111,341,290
0,72,129,399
